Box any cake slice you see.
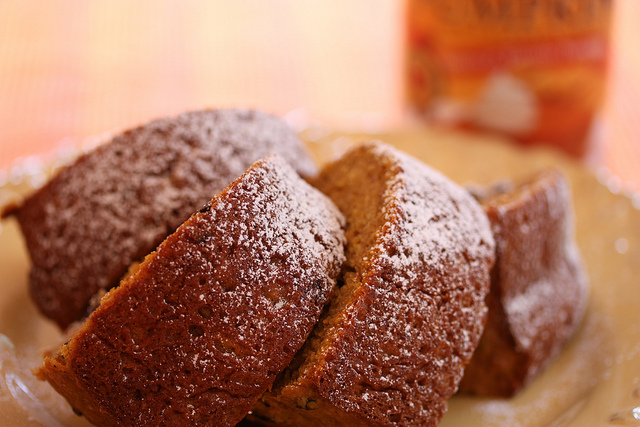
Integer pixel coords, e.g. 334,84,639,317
35,155,345,427
6,109,317,329
247,142,495,427
459,169,589,396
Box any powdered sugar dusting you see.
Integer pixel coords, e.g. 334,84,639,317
367,142,495,360
506,279,556,350
502,172,588,353
371,142,494,277
15,109,318,328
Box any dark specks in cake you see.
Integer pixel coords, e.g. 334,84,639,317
311,279,326,303
295,397,318,411
221,280,237,293
163,293,179,307
428,213,445,223
188,325,204,337
250,412,276,423
183,135,199,148
389,413,402,423
198,203,212,214
198,305,212,319
196,233,212,244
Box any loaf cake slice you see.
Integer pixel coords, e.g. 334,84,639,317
247,142,495,427
459,169,589,396
6,109,317,329
35,155,345,427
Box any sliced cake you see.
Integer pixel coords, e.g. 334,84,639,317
459,169,589,396
247,142,495,427
35,155,345,427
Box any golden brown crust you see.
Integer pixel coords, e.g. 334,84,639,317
36,156,345,427
248,142,495,426
12,109,317,329
459,169,589,396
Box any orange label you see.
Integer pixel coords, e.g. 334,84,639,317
406,0,614,157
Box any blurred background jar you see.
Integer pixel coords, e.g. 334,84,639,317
406,0,614,157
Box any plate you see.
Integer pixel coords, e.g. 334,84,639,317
1,126,639,426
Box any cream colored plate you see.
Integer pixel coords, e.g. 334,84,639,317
1,127,639,426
